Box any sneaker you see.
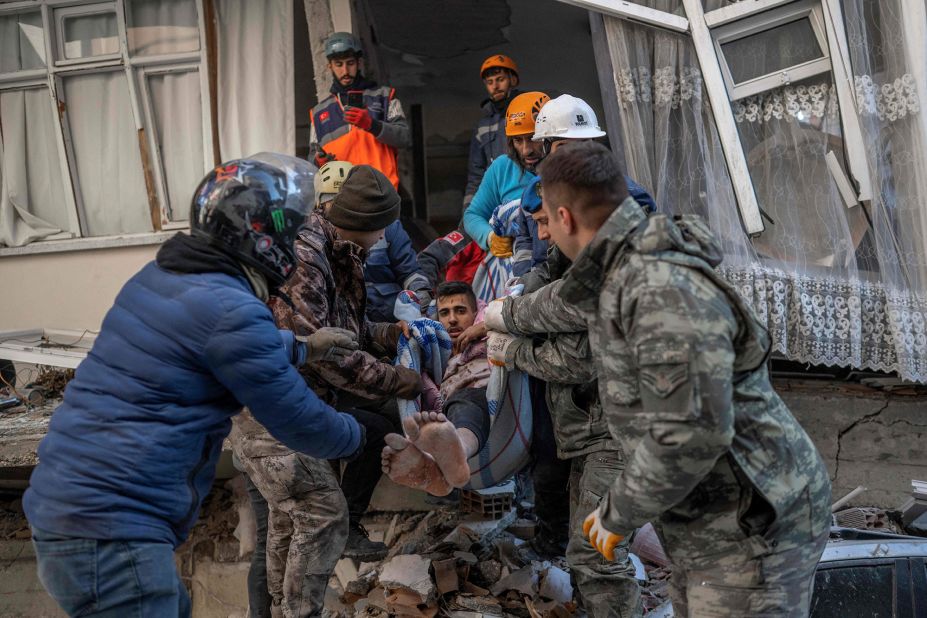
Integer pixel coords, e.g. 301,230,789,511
344,521,388,561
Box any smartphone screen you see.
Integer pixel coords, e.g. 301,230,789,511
346,90,365,109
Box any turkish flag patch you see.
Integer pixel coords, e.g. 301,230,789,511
319,111,330,122
445,231,464,244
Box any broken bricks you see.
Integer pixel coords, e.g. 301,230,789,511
336,506,586,617
379,554,437,606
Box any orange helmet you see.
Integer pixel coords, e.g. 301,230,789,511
480,54,519,79
505,92,550,137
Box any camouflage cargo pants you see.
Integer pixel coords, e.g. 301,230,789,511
567,451,643,618
241,453,348,618
665,505,829,617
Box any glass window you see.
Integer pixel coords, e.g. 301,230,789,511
59,9,119,60
721,18,825,85
733,76,869,268
0,11,46,72
148,70,204,220
811,564,894,617
63,71,152,236
127,0,200,57
0,87,73,234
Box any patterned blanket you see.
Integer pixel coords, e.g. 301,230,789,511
471,199,524,303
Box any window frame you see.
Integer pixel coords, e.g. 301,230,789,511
576,0,882,236
136,63,204,226
0,4,48,82
712,0,831,101
51,1,122,67
0,0,213,253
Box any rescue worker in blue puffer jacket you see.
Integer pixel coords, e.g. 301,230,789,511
313,161,432,322
24,154,364,618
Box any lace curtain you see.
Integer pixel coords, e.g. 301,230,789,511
601,0,927,382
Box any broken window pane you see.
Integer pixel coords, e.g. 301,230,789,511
0,11,46,72
63,71,152,236
61,10,119,60
0,88,73,246
810,564,894,617
734,74,869,269
721,18,825,85
148,70,204,221
126,0,200,57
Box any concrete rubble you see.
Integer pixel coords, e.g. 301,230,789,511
320,497,690,617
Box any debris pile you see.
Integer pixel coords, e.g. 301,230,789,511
833,506,894,532
322,498,682,618
900,480,927,533
325,506,585,618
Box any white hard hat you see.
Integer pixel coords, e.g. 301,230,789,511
532,94,606,141
314,160,354,207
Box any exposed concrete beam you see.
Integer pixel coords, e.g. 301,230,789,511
329,0,353,33
303,0,335,103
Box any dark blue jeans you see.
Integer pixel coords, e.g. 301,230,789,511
31,527,191,617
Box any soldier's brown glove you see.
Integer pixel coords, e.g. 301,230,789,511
370,321,411,353
393,366,423,399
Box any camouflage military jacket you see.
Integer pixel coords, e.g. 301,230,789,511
502,247,620,460
271,213,403,404
550,198,830,567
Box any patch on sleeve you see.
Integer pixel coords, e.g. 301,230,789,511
637,340,690,399
444,231,464,244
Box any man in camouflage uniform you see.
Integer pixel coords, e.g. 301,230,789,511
271,165,422,558
488,244,642,618
231,413,350,618
485,142,831,617
233,166,422,616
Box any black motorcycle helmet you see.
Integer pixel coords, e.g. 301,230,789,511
190,153,316,288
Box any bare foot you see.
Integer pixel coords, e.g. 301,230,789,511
401,413,421,441
381,433,453,496
413,412,472,488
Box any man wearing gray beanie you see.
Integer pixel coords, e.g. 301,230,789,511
261,164,423,576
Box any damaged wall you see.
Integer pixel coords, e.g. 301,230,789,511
777,380,927,508
0,244,161,332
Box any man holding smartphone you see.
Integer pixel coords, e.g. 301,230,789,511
309,32,410,190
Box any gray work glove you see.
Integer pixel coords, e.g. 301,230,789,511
297,327,359,364
416,290,433,313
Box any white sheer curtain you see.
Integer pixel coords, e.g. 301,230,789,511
841,0,927,380
148,70,204,221
126,0,200,57
63,71,152,236
602,0,927,382
603,1,752,261
216,0,295,159
0,10,45,72
0,88,71,247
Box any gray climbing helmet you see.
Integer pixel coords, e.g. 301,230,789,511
324,32,363,58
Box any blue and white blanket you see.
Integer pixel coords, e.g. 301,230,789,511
395,318,453,422
472,198,524,303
